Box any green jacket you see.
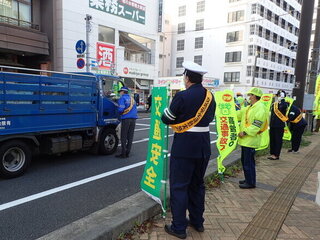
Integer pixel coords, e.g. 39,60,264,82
237,100,268,149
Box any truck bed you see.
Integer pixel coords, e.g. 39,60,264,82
0,72,99,135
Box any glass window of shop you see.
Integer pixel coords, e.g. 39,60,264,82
0,0,32,23
98,25,115,44
119,31,155,65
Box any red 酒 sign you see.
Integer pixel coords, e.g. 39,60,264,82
97,42,115,69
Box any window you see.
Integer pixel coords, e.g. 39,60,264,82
224,72,240,82
194,55,203,65
226,31,243,42
98,25,115,44
0,0,32,27
250,24,257,35
195,19,204,31
195,37,203,49
178,23,185,34
178,5,186,16
246,66,253,76
176,57,184,68
251,3,258,14
228,10,244,23
177,40,185,51
197,1,205,13
160,35,164,42
248,45,254,56
225,51,242,62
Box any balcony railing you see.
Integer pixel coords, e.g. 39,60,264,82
0,15,39,30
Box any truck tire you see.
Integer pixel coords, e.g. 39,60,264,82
0,140,31,178
99,128,118,155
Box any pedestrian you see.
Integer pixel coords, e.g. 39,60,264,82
146,94,152,112
161,61,216,239
287,105,307,153
268,90,289,160
237,87,268,189
116,87,138,158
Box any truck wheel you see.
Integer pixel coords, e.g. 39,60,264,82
99,128,118,155
0,140,31,178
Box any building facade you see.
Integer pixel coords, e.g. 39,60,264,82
0,0,53,69
53,0,160,103
166,0,302,95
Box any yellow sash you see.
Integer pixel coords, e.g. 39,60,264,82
122,97,134,115
245,106,268,134
291,113,302,123
273,102,288,122
170,90,213,133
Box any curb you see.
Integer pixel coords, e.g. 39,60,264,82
37,149,241,240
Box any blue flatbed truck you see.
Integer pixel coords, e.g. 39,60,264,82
0,66,124,178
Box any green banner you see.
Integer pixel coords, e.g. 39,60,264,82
257,94,273,150
316,75,320,97
89,0,146,25
140,87,168,212
215,90,240,173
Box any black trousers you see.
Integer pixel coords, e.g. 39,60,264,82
269,127,284,157
120,118,136,155
291,125,306,152
241,146,256,186
169,156,209,234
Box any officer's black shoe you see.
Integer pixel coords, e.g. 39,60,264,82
115,154,126,158
125,152,129,157
164,225,187,239
239,179,246,184
239,183,256,189
288,149,293,152
189,222,205,232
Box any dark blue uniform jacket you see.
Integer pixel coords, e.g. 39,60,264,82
287,105,307,130
161,84,216,158
270,99,289,128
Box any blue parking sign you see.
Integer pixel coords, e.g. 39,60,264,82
75,40,86,54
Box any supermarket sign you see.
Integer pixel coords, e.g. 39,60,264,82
89,0,146,24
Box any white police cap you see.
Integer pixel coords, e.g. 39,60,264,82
182,61,208,76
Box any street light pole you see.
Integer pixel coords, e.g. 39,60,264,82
252,53,258,87
292,0,315,109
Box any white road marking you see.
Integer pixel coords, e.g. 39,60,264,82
137,118,151,120
136,123,150,126
0,140,219,212
135,127,150,132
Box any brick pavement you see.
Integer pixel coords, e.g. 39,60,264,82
138,133,320,240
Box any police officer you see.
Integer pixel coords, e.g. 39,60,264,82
116,87,138,158
161,61,215,239
237,87,268,188
268,90,289,160
287,105,307,153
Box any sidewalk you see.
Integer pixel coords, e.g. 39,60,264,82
141,133,320,240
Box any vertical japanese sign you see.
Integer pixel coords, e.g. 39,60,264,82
96,42,115,70
257,94,273,150
214,90,240,173
141,87,168,212
89,0,146,25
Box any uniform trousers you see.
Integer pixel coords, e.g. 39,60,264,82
241,146,256,186
120,118,136,155
291,125,306,152
169,155,209,234
269,127,284,157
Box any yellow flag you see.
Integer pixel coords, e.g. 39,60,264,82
256,94,273,151
282,97,294,141
214,90,240,173
315,75,320,97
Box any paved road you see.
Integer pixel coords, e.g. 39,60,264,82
0,113,218,240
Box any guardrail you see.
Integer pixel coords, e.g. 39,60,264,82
0,15,40,30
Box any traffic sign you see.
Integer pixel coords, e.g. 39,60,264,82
77,58,85,69
75,40,86,54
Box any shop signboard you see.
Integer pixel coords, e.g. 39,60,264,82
96,42,115,70
89,0,146,25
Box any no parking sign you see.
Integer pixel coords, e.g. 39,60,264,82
77,58,85,69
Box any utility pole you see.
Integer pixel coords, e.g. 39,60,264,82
85,14,92,72
292,0,315,109
309,0,320,94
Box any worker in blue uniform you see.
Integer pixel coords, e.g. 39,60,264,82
116,87,138,158
287,105,307,153
161,61,216,239
268,90,289,160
